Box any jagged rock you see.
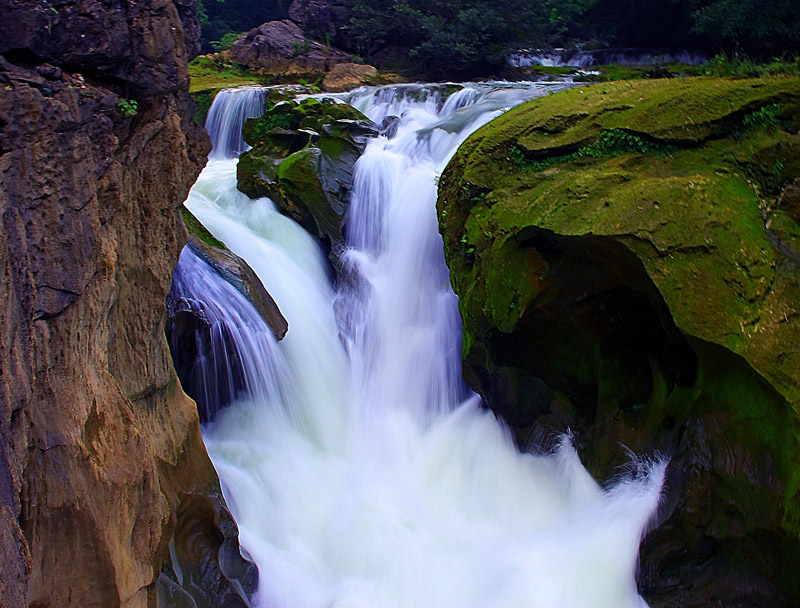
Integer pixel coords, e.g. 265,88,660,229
322,63,378,92
438,77,800,607
237,97,378,250
228,19,349,75
379,115,400,139
186,234,288,341
0,1,253,607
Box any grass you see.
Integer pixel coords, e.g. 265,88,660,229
188,55,258,94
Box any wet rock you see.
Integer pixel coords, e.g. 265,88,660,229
186,234,288,341
322,62,378,92
380,115,400,139
228,19,349,75
237,97,378,251
439,77,800,606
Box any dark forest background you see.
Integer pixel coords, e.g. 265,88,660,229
198,0,800,77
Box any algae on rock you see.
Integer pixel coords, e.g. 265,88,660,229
438,76,800,607
237,96,378,252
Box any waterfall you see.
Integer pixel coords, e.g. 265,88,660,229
205,86,268,160
509,48,707,68
167,247,289,422
175,82,666,608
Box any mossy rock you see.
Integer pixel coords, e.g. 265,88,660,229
237,97,378,250
438,76,800,605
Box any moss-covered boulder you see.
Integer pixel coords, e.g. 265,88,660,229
438,76,800,606
237,96,378,251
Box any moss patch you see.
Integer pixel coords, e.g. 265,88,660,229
181,206,225,250
237,97,378,248
439,77,800,603
440,76,800,408
188,55,259,94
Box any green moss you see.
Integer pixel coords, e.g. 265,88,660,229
188,55,258,94
439,76,800,599
181,206,225,249
237,97,376,246
440,77,800,409
191,90,215,125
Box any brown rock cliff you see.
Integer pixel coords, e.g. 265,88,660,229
0,1,251,606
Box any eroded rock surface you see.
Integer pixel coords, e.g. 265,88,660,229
0,1,254,606
439,77,800,606
322,63,378,92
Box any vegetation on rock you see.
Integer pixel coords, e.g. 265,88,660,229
438,76,800,606
237,96,378,251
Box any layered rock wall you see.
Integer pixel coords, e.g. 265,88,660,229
0,1,247,606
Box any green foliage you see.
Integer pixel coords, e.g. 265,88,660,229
116,98,138,117
701,53,800,78
576,128,657,157
511,129,666,172
742,103,782,129
334,0,555,78
192,90,214,124
292,39,312,57
210,31,242,51
197,0,286,53
692,0,800,51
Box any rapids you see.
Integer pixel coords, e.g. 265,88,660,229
177,82,666,608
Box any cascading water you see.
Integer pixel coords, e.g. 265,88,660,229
176,81,666,608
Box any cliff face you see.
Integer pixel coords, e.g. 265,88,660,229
0,2,248,606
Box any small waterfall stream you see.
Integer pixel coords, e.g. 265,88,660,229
175,82,666,608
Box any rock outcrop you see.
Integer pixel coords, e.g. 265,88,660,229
0,1,254,606
228,20,349,76
237,96,378,252
438,77,800,606
322,63,378,92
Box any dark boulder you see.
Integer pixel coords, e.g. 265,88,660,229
186,234,288,341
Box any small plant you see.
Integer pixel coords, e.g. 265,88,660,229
742,103,782,129
576,128,655,158
117,98,138,117
210,32,242,52
292,39,311,57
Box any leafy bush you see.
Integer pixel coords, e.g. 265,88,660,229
116,99,138,117
702,53,800,78
210,31,242,51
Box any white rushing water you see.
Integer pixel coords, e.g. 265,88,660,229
180,82,666,608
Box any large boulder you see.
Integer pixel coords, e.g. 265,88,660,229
438,76,800,606
237,96,378,251
167,233,289,422
322,62,378,92
0,1,254,607
228,19,349,75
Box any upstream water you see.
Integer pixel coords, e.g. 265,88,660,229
178,82,666,608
